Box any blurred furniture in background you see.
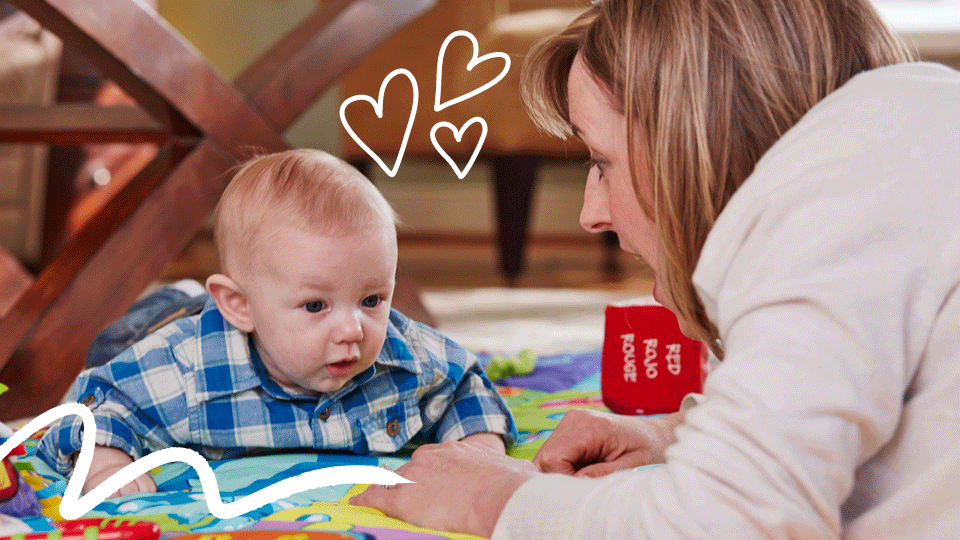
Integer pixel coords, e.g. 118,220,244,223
0,11,59,268
0,0,436,421
0,10,58,319
342,0,609,284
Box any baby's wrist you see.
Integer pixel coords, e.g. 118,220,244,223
459,432,507,452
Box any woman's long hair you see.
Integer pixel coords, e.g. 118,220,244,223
522,0,914,359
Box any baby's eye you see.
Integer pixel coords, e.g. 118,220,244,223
362,295,381,308
304,300,325,313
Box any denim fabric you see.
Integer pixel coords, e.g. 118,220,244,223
86,287,208,368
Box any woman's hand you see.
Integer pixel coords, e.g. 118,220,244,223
351,440,539,537
534,408,685,477
82,445,157,497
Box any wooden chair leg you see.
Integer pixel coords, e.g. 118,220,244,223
492,155,539,285
601,230,621,276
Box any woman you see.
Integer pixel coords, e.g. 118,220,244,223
354,0,960,537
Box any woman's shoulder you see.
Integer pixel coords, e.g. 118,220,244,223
820,62,959,121
739,62,958,200
695,62,960,308
805,62,958,135
843,61,960,94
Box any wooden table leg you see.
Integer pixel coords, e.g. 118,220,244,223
492,154,539,284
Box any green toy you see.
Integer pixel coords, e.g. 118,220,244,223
484,349,537,380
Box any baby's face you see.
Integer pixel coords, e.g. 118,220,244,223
241,220,397,395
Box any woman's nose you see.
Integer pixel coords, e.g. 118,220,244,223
579,175,612,234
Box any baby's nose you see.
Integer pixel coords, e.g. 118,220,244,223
333,310,363,343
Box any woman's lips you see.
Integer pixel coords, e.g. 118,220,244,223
326,359,358,377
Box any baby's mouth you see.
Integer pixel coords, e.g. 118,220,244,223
326,358,358,377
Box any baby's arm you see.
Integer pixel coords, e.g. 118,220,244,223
82,445,157,498
459,432,507,453
428,349,518,451
405,318,518,451
38,351,186,495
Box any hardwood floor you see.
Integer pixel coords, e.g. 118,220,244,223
162,230,655,295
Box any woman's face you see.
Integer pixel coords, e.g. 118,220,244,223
567,54,671,308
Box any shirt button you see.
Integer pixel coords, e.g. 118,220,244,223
317,407,331,421
386,419,401,437
80,394,96,407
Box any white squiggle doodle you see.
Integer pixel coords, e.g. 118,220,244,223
430,117,488,180
434,30,511,112
0,403,412,520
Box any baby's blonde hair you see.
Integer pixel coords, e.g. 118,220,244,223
213,149,397,279
522,0,913,359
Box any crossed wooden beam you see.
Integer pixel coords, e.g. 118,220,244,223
0,0,436,420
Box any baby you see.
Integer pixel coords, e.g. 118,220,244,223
37,149,516,496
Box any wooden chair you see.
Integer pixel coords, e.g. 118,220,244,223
0,0,437,421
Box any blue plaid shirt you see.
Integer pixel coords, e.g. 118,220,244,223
37,300,516,476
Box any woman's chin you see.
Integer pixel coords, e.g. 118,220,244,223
652,280,664,306
653,286,699,340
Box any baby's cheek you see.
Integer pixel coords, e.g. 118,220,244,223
355,355,377,377
283,352,325,381
362,337,386,361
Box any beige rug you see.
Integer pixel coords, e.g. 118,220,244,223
422,287,651,356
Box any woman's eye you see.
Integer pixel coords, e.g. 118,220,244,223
304,300,325,313
362,295,381,308
584,158,605,175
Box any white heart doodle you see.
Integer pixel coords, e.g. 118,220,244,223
430,117,488,179
339,68,418,177
434,30,511,112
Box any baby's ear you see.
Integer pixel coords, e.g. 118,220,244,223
206,274,254,332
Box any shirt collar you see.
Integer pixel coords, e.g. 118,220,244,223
194,298,264,401
372,309,424,375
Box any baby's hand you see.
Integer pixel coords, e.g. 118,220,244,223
82,445,157,497
458,432,507,453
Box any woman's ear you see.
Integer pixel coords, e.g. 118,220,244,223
206,274,254,332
